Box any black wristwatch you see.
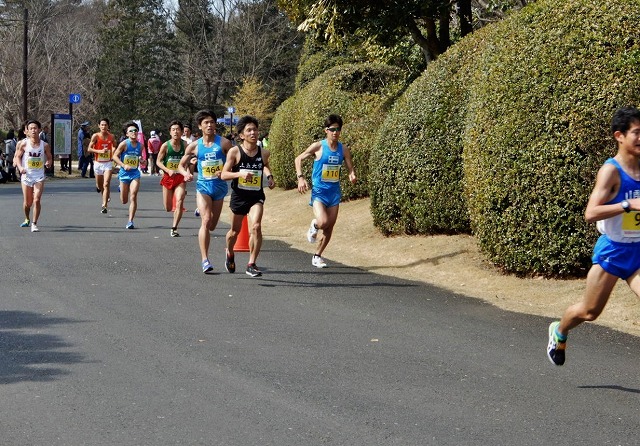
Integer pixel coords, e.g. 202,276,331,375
621,200,631,213
297,174,304,179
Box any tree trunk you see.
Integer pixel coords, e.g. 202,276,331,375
457,0,473,37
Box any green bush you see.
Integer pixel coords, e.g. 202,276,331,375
268,96,300,189
463,0,640,276
369,26,493,235
270,63,406,197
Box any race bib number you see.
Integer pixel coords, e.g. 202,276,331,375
123,154,139,168
321,164,340,182
238,169,262,190
97,150,111,161
201,159,223,179
621,212,640,237
27,157,43,169
166,157,180,170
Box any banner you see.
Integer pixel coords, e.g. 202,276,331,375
52,113,72,155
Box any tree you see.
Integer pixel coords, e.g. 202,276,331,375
96,0,179,131
0,0,101,130
231,75,276,130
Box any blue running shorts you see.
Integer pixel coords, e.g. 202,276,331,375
592,235,640,280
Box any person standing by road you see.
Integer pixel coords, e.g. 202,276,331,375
88,118,116,214
4,130,18,182
547,106,640,366
112,121,143,229
77,121,93,178
294,114,356,268
221,115,275,277
178,110,232,273
147,130,162,176
157,120,187,237
13,119,52,232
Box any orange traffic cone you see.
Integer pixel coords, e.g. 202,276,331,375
171,194,187,212
234,215,250,252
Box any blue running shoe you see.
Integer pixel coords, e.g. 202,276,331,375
202,259,213,273
194,208,200,217
20,219,30,228
125,221,135,229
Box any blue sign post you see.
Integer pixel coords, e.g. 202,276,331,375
227,107,236,133
68,93,82,174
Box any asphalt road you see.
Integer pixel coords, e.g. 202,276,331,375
1,176,639,445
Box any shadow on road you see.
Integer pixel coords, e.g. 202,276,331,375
0,311,87,384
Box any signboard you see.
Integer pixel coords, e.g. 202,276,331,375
52,113,72,155
69,93,81,104
227,106,236,114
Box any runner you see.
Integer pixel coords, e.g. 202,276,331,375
178,110,232,273
294,114,356,268
112,121,143,229
221,115,275,277
547,106,640,366
87,118,116,214
157,120,187,237
13,119,52,232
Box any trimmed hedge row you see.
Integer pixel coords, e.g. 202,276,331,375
369,26,494,235
463,0,640,276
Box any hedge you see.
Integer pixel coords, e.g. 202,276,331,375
463,0,640,276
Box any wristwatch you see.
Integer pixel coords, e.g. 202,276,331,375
621,200,631,213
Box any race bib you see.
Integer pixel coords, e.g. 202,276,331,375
321,164,340,182
27,156,43,169
621,211,640,237
97,150,111,161
238,169,262,190
166,157,180,170
201,159,223,179
123,154,139,168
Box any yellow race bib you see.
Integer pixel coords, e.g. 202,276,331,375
321,164,340,182
238,169,262,190
201,159,222,179
27,157,43,169
621,211,640,237
123,154,139,168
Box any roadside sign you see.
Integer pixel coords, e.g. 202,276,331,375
69,93,81,104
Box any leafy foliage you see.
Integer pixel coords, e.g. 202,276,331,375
370,27,493,235
96,0,179,132
463,0,640,276
232,76,277,132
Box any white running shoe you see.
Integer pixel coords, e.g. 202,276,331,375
31,223,39,233
307,219,318,243
312,255,327,268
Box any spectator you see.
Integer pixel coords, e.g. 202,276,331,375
147,130,162,176
4,130,18,182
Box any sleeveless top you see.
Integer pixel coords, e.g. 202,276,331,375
196,135,226,184
231,145,264,198
22,139,45,177
311,139,344,192
119,139,141,169
94,133,115,162
163,140,185,171
597,157,640,243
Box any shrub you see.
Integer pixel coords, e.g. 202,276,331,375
369,26,493,235
463,0,640,276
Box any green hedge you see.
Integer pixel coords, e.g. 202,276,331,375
270,63,406,198
463,0,640,276
369,26,494,235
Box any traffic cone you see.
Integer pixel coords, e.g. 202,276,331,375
171,194,187,212
234,215,250,252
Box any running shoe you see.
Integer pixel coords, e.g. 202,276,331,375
246,263,262,277
125,221,135,229
170,229,180,237
225,250,236,273
194,208,200,217
312,254,327,268
20,219,30,228
101,206,108,214
547,321,566,366
307,219,318,243
202,259,214,273
30,223,39,233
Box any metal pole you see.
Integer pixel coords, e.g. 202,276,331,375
22,8,28,122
